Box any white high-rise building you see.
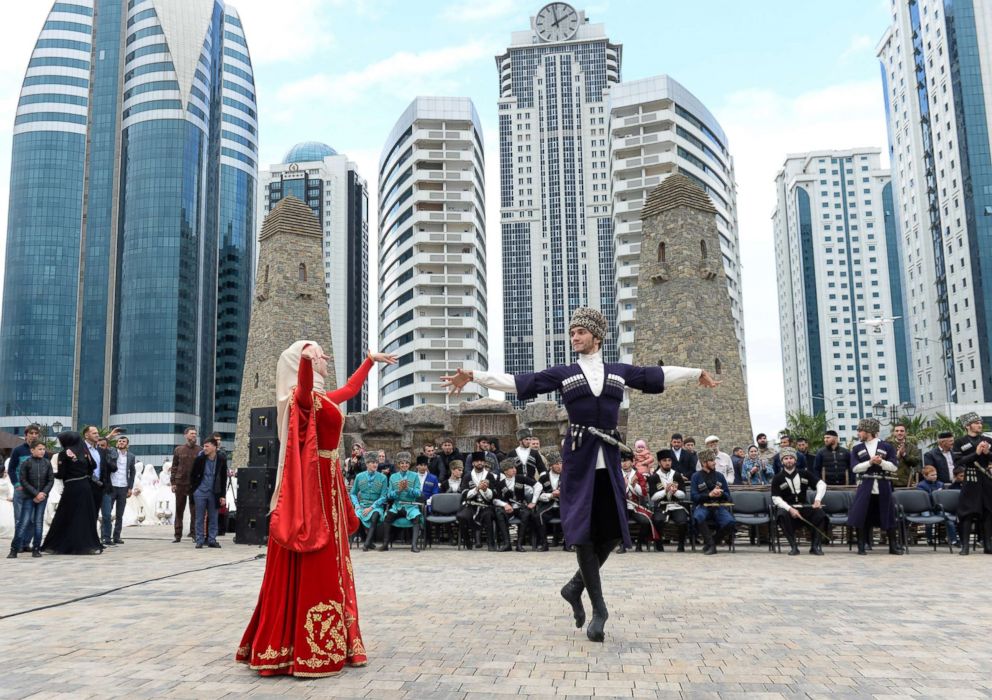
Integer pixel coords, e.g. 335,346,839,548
261,143,369,412
774,148,913,441
497,3,622,384
608,75,744,370
877,0,992,420
377,97,489,409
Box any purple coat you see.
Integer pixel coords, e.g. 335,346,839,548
846,440,898,530
514,362,666,547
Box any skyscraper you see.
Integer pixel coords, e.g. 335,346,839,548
262,143,369,413
877,0,992,419
0,0,257,464
377,97,489,409
496,3,622,385
607,75,744,369
774,149,912,442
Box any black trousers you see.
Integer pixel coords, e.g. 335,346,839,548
778,507,827,544
457,506,493,543
652,507,688,542
590,469,622,544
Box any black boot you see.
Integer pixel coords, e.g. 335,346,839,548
857,528,867,555
560,570,586,629
810,533,823,555
363,516,379,551
410,522,421,553
6,546,16,559
887,528,904,555
960,519,971,555
697,520,716,554
496,516,511,552
32,548,41,558
377,523,392,552
576,544,608,642
787,536,800,555
654,540,664,552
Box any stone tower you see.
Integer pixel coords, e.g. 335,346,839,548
626,173,753,452
232,196,336,469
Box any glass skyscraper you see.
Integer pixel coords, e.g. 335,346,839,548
0,0,257,464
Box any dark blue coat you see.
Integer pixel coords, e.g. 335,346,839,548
514,362,665,547
847,440,898,529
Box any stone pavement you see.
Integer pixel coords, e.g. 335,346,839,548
1,526,990,699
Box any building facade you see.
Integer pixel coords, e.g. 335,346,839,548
261,143,369,412
377,97,489,409
608,75,744,370
0,0,257,464
774,149,912,441
877,0,992,421
496,3,622,388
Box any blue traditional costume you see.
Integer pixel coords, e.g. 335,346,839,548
376,452,424,552
470,307,704,643
351,466,388,551
846,417,903,555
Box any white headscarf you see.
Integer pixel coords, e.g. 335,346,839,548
272,340,326,511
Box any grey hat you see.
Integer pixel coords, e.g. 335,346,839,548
696,448,716,463
499,457,519,473
394,451,412,465
959,412,983,428
569,307,607,340
516,427,533,441
857,418,881,435
779,447,797,460
448,459,464,471
544,450,562,465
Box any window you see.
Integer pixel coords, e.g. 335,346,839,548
298,263,307,282
658,242,666,262
700,239,707,259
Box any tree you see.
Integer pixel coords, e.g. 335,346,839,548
780,410,830,452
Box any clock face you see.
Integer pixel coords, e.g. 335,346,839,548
535,2,579,43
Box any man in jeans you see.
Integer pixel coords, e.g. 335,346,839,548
171,427,200,543
102,436,136,545
5,423,42,548
190,438,227,548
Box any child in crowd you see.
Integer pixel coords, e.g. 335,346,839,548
916,464,959,546
7,440,54,558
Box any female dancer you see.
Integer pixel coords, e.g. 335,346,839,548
237,341,395,676
42,432,104,555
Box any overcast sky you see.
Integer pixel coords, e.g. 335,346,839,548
0,0,892,437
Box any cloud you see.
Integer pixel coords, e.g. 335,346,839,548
840,33,875,61
275,40,498,107
227,0,335,64
440,0,522,22
714,79,889,435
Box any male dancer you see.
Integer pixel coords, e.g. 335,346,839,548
442,307,718,642
847,418,904,555
952,412,992,555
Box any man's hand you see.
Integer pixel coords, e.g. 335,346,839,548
812,499,822,509
480,480,489,491
127,490,132,498
503,504,513,514
171,485,176,493
527,502,536,510
789,507,800,519
552,489,560,498
709,487,721,498
363,507,372,516
698,370,721,388
870,454,883,465
34,493,45,503
440,368,474,395
398,479,408,490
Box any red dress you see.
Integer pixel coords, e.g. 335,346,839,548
236,355,372,677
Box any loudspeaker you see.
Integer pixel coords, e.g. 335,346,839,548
237,466,276,510
248,437,279,467
234,505,269,545
249,407,277,439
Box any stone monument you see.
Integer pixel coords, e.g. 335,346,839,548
232,196,335,469
626,173,753,452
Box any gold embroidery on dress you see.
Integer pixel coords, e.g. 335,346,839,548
301,600,347,665
257,645,291,661
349,637,367,656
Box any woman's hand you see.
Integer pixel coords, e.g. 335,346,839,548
302,344,327,362
368,351,398,364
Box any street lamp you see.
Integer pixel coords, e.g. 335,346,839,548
51,421,63,435
811,395,833,413
871,401,916,426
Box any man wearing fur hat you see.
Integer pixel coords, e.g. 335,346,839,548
952,412,992,555
443,306,719,642
847,418,903,555
770,447,827,555
647,449,689,552
690,449,736,554
456,451,499,550
514,427,545,480
376,452,424,553
493,458,543,551
537,451,564,548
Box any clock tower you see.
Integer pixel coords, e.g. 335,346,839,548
495,8,622,402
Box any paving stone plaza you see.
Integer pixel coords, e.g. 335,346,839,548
1,526,990,699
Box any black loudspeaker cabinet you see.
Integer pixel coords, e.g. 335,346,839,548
234,505,269,545
237,466,276,510
248,437,279,467
249,406,277,438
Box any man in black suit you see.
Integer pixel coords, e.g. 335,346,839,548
923,431,956,484
103,436,137,545
82,425,113,515
669,433,698,480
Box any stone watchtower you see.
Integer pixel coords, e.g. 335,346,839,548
232,196,336,469
626,173,753,453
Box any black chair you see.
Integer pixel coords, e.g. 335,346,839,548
893,489,951,553
425,493,462,549
817,490,853,549
932,490,963,551
727,491,773,552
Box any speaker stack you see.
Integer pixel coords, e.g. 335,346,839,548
234,406,279,545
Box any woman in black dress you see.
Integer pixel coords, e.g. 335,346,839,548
42,432,103,555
